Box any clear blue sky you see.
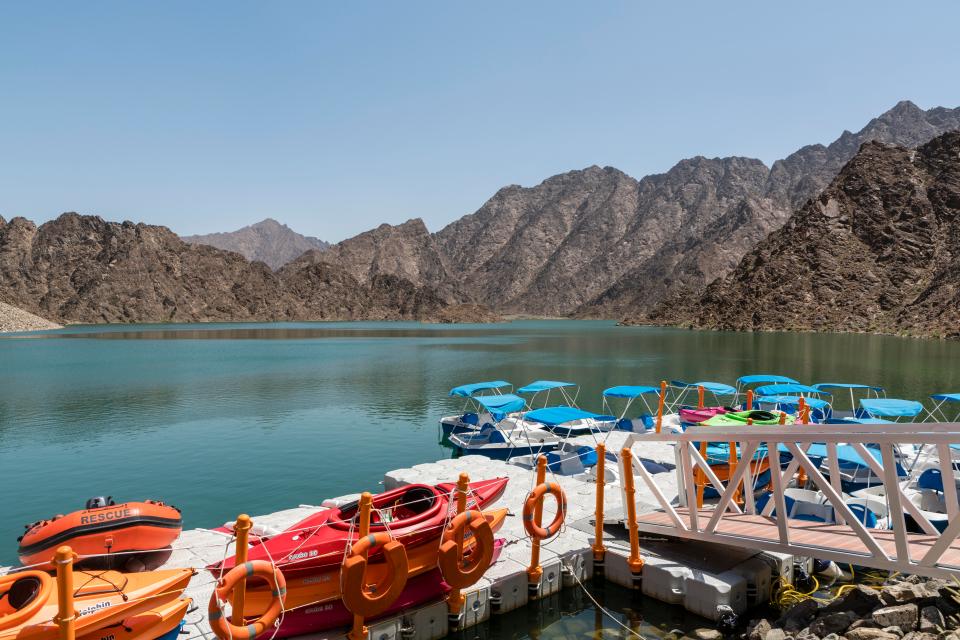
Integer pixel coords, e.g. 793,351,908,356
1,2,958,242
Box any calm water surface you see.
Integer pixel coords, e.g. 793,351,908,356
2,320,958,628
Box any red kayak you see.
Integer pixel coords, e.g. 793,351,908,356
209,477,508,578
264,540,505,638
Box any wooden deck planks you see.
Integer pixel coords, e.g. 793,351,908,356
635,508,960,569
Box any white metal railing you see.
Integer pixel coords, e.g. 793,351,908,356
621,422,960,578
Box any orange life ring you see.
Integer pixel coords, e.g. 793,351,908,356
0,571,53,629
522,482,566,540
438,510,494,589
208,560,287,640
341,533,408,618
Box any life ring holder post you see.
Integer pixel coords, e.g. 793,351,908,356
348,492,373,640
445,473,469,621
231,514,253,625
523,455,567,594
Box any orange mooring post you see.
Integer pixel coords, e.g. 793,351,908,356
795,398,808,487
348,493,374,640
620,448,643,575
446,473,470,617
55,546,76,640
231,514,252,626
746,389,754,411
592,443,607,562
697,385,705,409
779,411,786,425
526,455,547,587
655,381,666,433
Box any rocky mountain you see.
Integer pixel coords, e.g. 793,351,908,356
3,101,958,330
181,218,329,269
430,101,960,318
764,101,960,210
644,131,960,338
298,218,461,303
0,213,475,324
581,101,960,317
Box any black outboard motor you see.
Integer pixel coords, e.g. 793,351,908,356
85,496,115,509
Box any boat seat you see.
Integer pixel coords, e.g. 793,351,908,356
577,446,598,467
393,486,436,515
487,430,507,444
918,468,944,493
847,503,879,528
7,575,42,610
462,412,479,425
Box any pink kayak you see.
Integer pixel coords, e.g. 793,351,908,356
263,539,505,638
679,406,729,424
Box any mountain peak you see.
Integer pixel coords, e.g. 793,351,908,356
181,219,329,269
882,99,923,118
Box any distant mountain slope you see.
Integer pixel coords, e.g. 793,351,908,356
300,218,461,303
644,131,960,338
182,218,329,269
0,213,464,324
581,101,960,317
436,160,773,315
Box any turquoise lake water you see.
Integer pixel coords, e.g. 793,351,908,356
2,320,958,631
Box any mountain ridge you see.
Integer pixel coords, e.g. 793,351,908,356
182,218,330,269
4,100,960,330
641,130,960,338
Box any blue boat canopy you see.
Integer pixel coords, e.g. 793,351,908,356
813,382,885,392
517,380,577,394
931,393,960,403
475,394,527,419
757,395,832,410
736,374,799,385
859,398,924,417
603,385,661,398
449,380,511,398
671,380,738,396
753,383,829,396
524,406,613,426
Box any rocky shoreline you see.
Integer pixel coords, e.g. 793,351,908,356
730,576,959,640
0,301,61,333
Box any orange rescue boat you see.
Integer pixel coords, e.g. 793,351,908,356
18,498,182,569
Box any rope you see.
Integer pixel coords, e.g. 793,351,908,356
568,568,647,639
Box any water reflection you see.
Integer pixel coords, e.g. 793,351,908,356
475,580,707,640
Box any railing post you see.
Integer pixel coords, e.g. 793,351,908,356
656,381,666,433
231,514,252,626
620,448,644,578
527,456,547,589
727,442,749,504
55,546,76,640
447,473,469,618
348,493,374,640
696,441,707,508
592,443,607,563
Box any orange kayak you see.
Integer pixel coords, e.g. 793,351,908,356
240,507,509,614
78,596,192,640
0,568,193,640
19,499,182,569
